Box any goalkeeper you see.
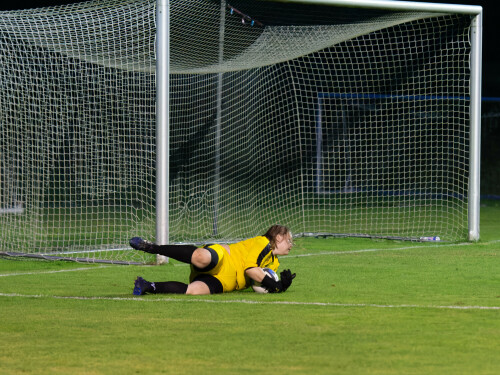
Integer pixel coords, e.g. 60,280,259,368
129,224,296,295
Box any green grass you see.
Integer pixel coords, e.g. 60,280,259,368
0,201,499,374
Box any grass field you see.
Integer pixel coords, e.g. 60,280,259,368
1,201,499,374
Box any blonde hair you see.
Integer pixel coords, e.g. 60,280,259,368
264,224,290,250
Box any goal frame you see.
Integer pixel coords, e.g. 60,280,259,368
159,0,483,243
0,0,483,265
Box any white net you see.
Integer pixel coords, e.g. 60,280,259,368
0,0,474,263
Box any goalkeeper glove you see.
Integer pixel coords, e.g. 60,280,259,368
260,269,296,293
280,269,296,292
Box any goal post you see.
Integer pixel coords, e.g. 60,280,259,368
159,0,484,243
0,0,482,264
468,10,482,241
156,0,170,265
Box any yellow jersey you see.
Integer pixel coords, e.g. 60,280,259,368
228,236,280,290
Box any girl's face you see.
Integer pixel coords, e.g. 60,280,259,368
273,232,293,255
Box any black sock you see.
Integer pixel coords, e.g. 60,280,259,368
152,244,197,264
151,281,188,294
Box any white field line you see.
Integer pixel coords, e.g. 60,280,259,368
0,266,113,277
0,292,498,310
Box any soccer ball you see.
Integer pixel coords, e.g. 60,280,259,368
250,267,279,293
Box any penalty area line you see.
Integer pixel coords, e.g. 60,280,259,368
0,292,498,311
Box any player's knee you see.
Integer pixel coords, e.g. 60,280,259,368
186,282,211,295
191,246,221,272
191,248,211,268
185,289,207,295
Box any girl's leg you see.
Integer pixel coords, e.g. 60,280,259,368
186,274,223,295
133,277,188,295
130,240,224,295
185,281,211,295
133,274,223,295
129,237,214,269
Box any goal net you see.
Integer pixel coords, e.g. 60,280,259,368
0,152,24,215
0,0,479,263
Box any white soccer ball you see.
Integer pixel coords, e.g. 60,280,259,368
251,267,279,294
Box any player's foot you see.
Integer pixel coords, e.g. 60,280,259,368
133,276,152,295
129,237,155,253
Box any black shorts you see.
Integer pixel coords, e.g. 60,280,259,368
191,274,223,294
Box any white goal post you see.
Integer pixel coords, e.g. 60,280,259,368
0,0,482,264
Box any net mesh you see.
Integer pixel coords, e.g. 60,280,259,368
0,0,473,263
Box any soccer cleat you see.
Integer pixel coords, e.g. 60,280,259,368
129,237,155,253
133,276,151,295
